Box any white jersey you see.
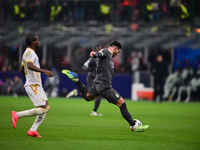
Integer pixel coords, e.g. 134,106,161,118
21,48,42,87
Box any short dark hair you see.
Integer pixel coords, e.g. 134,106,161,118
25,34,37,46
109,40,122,49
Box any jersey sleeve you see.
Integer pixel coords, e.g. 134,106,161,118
82,58,91,70
25,50,35,63
93,49,107,58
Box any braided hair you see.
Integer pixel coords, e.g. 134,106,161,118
25,34,37,46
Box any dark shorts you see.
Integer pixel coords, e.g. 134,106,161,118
86,74,95,90
88,82,121,103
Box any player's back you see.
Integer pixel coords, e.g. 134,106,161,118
21,48,42,87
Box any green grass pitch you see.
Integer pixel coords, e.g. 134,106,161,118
0,96,200,150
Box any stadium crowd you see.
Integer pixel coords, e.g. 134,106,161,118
2,0,199,23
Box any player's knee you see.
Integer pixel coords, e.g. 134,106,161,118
86,93,95,101
115,97,125,107
37,107,46,114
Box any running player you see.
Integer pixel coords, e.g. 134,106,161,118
11,34,53,137
66,46,103,116
62,41,149,132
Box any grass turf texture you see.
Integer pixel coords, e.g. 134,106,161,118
0,96,200,150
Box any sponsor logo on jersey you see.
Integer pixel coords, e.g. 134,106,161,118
110,61,114,68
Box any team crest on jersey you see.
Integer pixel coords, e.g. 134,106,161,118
25,51,32,59
110,61,114,68
115,93,119,98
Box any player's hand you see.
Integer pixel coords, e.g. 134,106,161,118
44,70,54,77
90,51,96,57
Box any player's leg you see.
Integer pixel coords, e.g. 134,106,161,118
169,87,177,101
98,86,148,132
27,100,50,137
62,69,96,101
176,86,186,102
163,85,170,99
185,86,191,103
12,85,50,137
27,87,50,137
91,96,103,116
115,97,149,132
66,89,78,98
86,75,103,116
153,83,158,102
159,82,164,102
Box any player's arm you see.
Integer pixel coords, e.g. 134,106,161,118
82,58,91,71
90,49,106,58
27,62,53,77
20,65,25,79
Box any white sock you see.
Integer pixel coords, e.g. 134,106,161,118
16,108,45,118
30,113,46,131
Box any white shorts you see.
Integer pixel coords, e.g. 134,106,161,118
25,84,48,107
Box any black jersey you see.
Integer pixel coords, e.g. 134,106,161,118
82,57,97,78
93,48,114,86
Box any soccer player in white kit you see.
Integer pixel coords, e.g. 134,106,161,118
11,34,53,137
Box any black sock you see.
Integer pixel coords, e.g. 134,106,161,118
75,80,89,101
119,102,136,126
93,96,102,112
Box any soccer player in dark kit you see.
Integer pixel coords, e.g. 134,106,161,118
66,46,103,116
62,41,149,132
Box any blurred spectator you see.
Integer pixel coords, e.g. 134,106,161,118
176,72,200,103
44,67,60,98
120,0,131,22
3,0,11,22
27,0,41,21
145,1,154,22
163,69,182,101
169,0,181,17
12,75,24,96
100,1,111,22
3,77,13,95
0,79,4,95
2,66,7,72
181,64,194,86
7,65,12,72
130,52,140,74
61,1,68,21
130,0,140,22
151,54,168,102
151,0,160,22
14,0,26,21
50,1,62,21
72,0,83,22
179,1,190,23
43,0,51,22
162,0,169,16
85,1,98,21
